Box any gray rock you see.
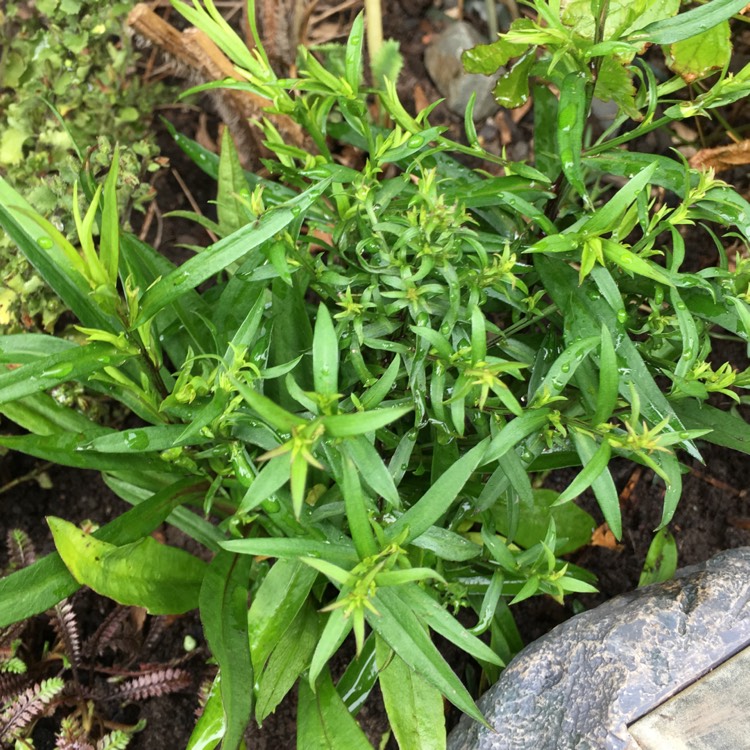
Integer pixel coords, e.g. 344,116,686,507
448,547,750,750
424,22,500,120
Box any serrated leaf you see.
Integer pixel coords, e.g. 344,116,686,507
667,21,731,82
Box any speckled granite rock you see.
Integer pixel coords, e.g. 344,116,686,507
448,547,750,750
424,22,500,120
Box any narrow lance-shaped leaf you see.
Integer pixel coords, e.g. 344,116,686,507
135,179,331,326
558,71,591,210
199,551,253,750
313,303,339,397
297,667,374,750
376,636,446,750
386,437,489,545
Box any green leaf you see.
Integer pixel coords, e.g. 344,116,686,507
297,667,373,750
222,538,358,567
341,455,378,559
667,21,732,81
247,559,319,673
0,479,202,627
558,71,591,209
313,303,340,397
100,148,120,286
344,12,364,92
492,49,536,108
135,180,330,326
582,162,658,236
199,551,252,750
217,132,249,235
484,409,551,465
369,587,488,727
85,424,212,453
594,324,619,424
186,674,224,750
376,636,446,750
231,376,306,432
462,36,529,74
571,431,622,538
323,405,413,437
309,606,354,688
387,438,489,545
0,177,119,331
601,239,674,286
49,517,206,614
630,0,748,45
639,528,678,586
257,601,319,722
556,440,611,505
343,436,400,508
335,634,378,714
0,342,131,407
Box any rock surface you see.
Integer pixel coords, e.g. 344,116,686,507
424,22,500,120
448,547,750,749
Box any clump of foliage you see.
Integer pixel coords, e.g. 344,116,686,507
0,0,749,747
0,529,192,749
0,0,164,332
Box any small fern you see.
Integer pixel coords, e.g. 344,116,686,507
0,676,65,741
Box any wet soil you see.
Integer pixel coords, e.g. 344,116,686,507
2,1,750,747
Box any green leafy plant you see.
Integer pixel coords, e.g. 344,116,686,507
0,0,749,746
0,530,192,749
0,0,164,333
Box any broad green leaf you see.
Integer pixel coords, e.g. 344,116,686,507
387,438,489,545
309,606,354,688
313,303,339,397
630,0,748,44
247,559,319,672
670,400,749,453
49,517,206,614
639,528,678,586
667,21,731,82
0,391,106,437
0,479,201,626
462,33,529,74
376,636,446,750
135,180,331,326
256,601,319,722
199,551,252,750
410,526,482,562
369,587,489,727
297,667,373,750
493,49,535,108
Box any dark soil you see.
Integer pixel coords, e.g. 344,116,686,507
3,1,750,748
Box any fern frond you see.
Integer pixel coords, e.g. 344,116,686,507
6,529,36,571
82,607,132,660
107,667,191,701
0,672,30,703
0,621,27,650
56,715,95,750
51,600,82,675
96,729,132,750
0,677,64,740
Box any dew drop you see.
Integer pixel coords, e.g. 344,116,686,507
616,309,628,324
561,363,571,373
37,236,54,249
406,135,424,149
